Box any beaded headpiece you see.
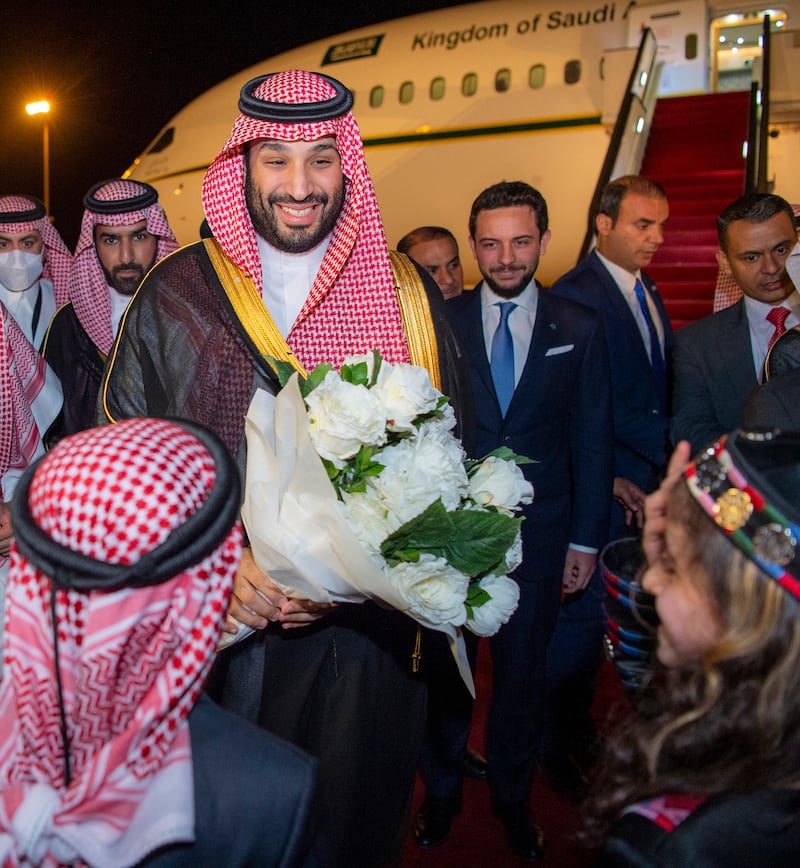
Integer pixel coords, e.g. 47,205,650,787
685,430,800,599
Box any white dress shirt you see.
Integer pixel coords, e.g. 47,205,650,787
257,235,330,338
744,289,800,381
0,279,56,349
595,250,664,356
480,279,538,386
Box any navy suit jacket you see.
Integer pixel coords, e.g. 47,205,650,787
550,250,673,497
671,298,757,453
446,283,613,585
143,694,318,867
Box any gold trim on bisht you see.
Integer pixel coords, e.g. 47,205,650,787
205,238,307,377
389,250,441,392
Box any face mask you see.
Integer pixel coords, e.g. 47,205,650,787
0,250,44,292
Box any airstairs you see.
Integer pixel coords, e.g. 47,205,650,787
639,91,751,329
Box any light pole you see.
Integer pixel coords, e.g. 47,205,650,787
25,100,51,215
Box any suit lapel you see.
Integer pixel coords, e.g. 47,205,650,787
717,300,758,393
460,284,496,400
517,289,569,390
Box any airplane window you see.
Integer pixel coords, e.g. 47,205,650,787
495,69,511,92
564,60,581,85
370,86,384,108
430,77,446,100
399,81,414,104
685,33,698,60
462,73,478,96
529,65,546,89
146,127,175,155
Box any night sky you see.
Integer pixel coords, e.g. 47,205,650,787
0,0,464,248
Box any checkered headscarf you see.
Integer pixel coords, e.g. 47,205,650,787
0,418,242,867
0,196,72,306
0,303,61,504
69,180,179,354
201,69,410,371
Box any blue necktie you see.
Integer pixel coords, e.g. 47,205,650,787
634,279,666,409
490,301,517,415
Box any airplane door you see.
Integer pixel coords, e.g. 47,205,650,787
626,0,708,94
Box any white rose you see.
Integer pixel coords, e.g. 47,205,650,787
504,529,523,574
466,574,520,637
372,423,468,525
468,456,533,514
372,363,441,432
306,371,387,468
389,554,469,627
340,487,391,556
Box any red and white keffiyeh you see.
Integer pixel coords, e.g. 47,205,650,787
0,303,61,505
0,196,72,307
0,418,242,867
69,180,179,354
202,69,410,371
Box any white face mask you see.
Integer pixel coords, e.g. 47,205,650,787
0,250,44,292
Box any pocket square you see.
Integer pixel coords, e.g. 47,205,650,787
545,344,574,356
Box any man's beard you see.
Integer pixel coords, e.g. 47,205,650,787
246,172,345,254
481,264,535,299
103,260,154,296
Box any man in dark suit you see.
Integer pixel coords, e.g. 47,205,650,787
545,176,672,791
443,181,613,859
672,194,799,453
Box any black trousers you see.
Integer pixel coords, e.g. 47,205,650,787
208,603,428,868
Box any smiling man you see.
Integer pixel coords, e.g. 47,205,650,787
443,181,612,860
42,179,178,446
671,193,799,453
98,69,471,868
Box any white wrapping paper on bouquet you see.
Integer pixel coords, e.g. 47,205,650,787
223,378,475,696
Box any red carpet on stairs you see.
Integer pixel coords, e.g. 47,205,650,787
639,91,750,330
402,641,634,867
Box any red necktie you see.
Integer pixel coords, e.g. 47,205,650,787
766,306,790,349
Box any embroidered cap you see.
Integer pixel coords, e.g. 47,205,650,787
685,430,800,599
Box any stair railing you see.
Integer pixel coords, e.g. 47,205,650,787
745,14,772,193
577,28,661,263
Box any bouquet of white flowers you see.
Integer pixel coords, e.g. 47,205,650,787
234,351,533,691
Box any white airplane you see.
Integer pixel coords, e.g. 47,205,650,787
124,0,799,286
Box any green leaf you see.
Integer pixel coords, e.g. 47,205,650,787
466,584,491,607
266,357,303,389
369,350,383,387
381,499,522,577
302,363,333,397
470,446,538,467
340,360,370,387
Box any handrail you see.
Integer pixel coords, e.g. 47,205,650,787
757,14,771,192
745,13,772,193
577,28,659,262
745,82,760,192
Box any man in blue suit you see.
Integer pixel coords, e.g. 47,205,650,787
444,181,613,859
544,176,672,792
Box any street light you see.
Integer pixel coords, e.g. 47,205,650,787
25,100,51,215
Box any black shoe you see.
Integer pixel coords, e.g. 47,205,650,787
413,795,460,849
461,747,488,780
491,798,545,861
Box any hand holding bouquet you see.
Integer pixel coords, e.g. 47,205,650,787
235,351,534,688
